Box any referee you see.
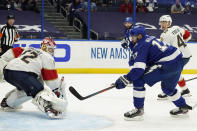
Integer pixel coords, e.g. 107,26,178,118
0,14,20,56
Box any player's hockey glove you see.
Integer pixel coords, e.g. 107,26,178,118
52,78,67,100
115,75,131,89
53,88,61,98
121,39,129,49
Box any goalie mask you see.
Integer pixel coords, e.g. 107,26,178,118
41,38,56,56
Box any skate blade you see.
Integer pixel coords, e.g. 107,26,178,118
170,113,189,118
46,111,64,119
182,94,192,97
157,97,168,100
127,84,133,87
0,107,19,112
124,115,144,121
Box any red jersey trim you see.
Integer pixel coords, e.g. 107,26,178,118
41,68,58,81
183,30,191,40
12,47,24,58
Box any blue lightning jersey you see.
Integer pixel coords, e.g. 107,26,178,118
124,28,132,38
124,28,133,44
126,35,182,82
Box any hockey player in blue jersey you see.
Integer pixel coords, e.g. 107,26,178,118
121,17,133,49
114,26,192,120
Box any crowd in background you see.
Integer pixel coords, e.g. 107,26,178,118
2,0,197,14
54,0,197,25
0,0,197,40
119,0,196,13
171,0,193,14
5,0,40,13
58,0,197,13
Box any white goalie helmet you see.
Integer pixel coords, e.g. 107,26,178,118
159,15,172,27
41,37,56,56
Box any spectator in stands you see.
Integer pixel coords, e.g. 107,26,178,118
145,0,158,12
61,0,72,8
171,0,184,14
195,0,197,8
5,0,23,11
186,0,196,8
99,0,113,6
120,0,133,13
136,0,147,13
96,0,107,7
6,0,11,10
12,0,24,11
23,0,39,13
70,0,83,11
83,0,97,12
184,2,192,14
68,0,83,25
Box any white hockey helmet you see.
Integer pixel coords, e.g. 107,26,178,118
159,15,172,27
137,0,143,3
41,37,56,55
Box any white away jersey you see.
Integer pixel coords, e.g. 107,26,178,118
4,47,60,90
160,26,192,58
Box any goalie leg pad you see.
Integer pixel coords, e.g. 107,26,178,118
33,86,67,115
0,58,7,82
5,89,31,109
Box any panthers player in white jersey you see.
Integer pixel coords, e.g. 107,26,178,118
0,38,67,118
158,15,192,100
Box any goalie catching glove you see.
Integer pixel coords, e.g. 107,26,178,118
115,76,131,89
33,77,67,118
33,86,68,119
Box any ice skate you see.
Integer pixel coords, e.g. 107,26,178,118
157,92,168,100
44,103,63,119
124,108,144,121
0,98,22,112
170,105,192,117
181,88,191,97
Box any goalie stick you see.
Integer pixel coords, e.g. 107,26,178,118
69,85,116,100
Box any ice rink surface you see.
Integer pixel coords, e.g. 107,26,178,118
0,74,197,131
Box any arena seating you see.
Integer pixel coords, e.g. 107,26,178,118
74,12,197,41
0,10,65,39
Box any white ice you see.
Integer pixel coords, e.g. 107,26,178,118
0,74,197,131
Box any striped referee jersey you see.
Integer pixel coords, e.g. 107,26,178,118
0,23,20,47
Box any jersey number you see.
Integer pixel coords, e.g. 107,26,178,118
152,40,167,52
21,50,38,64
177,34,186,48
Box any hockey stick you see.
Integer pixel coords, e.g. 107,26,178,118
69,85,116,100
192,103,197,109
185,77,197,82
57,76,64,92
53,76,65,99
69,75,197,101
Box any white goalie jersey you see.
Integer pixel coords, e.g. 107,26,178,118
160,26,192,58
2,47,61,90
